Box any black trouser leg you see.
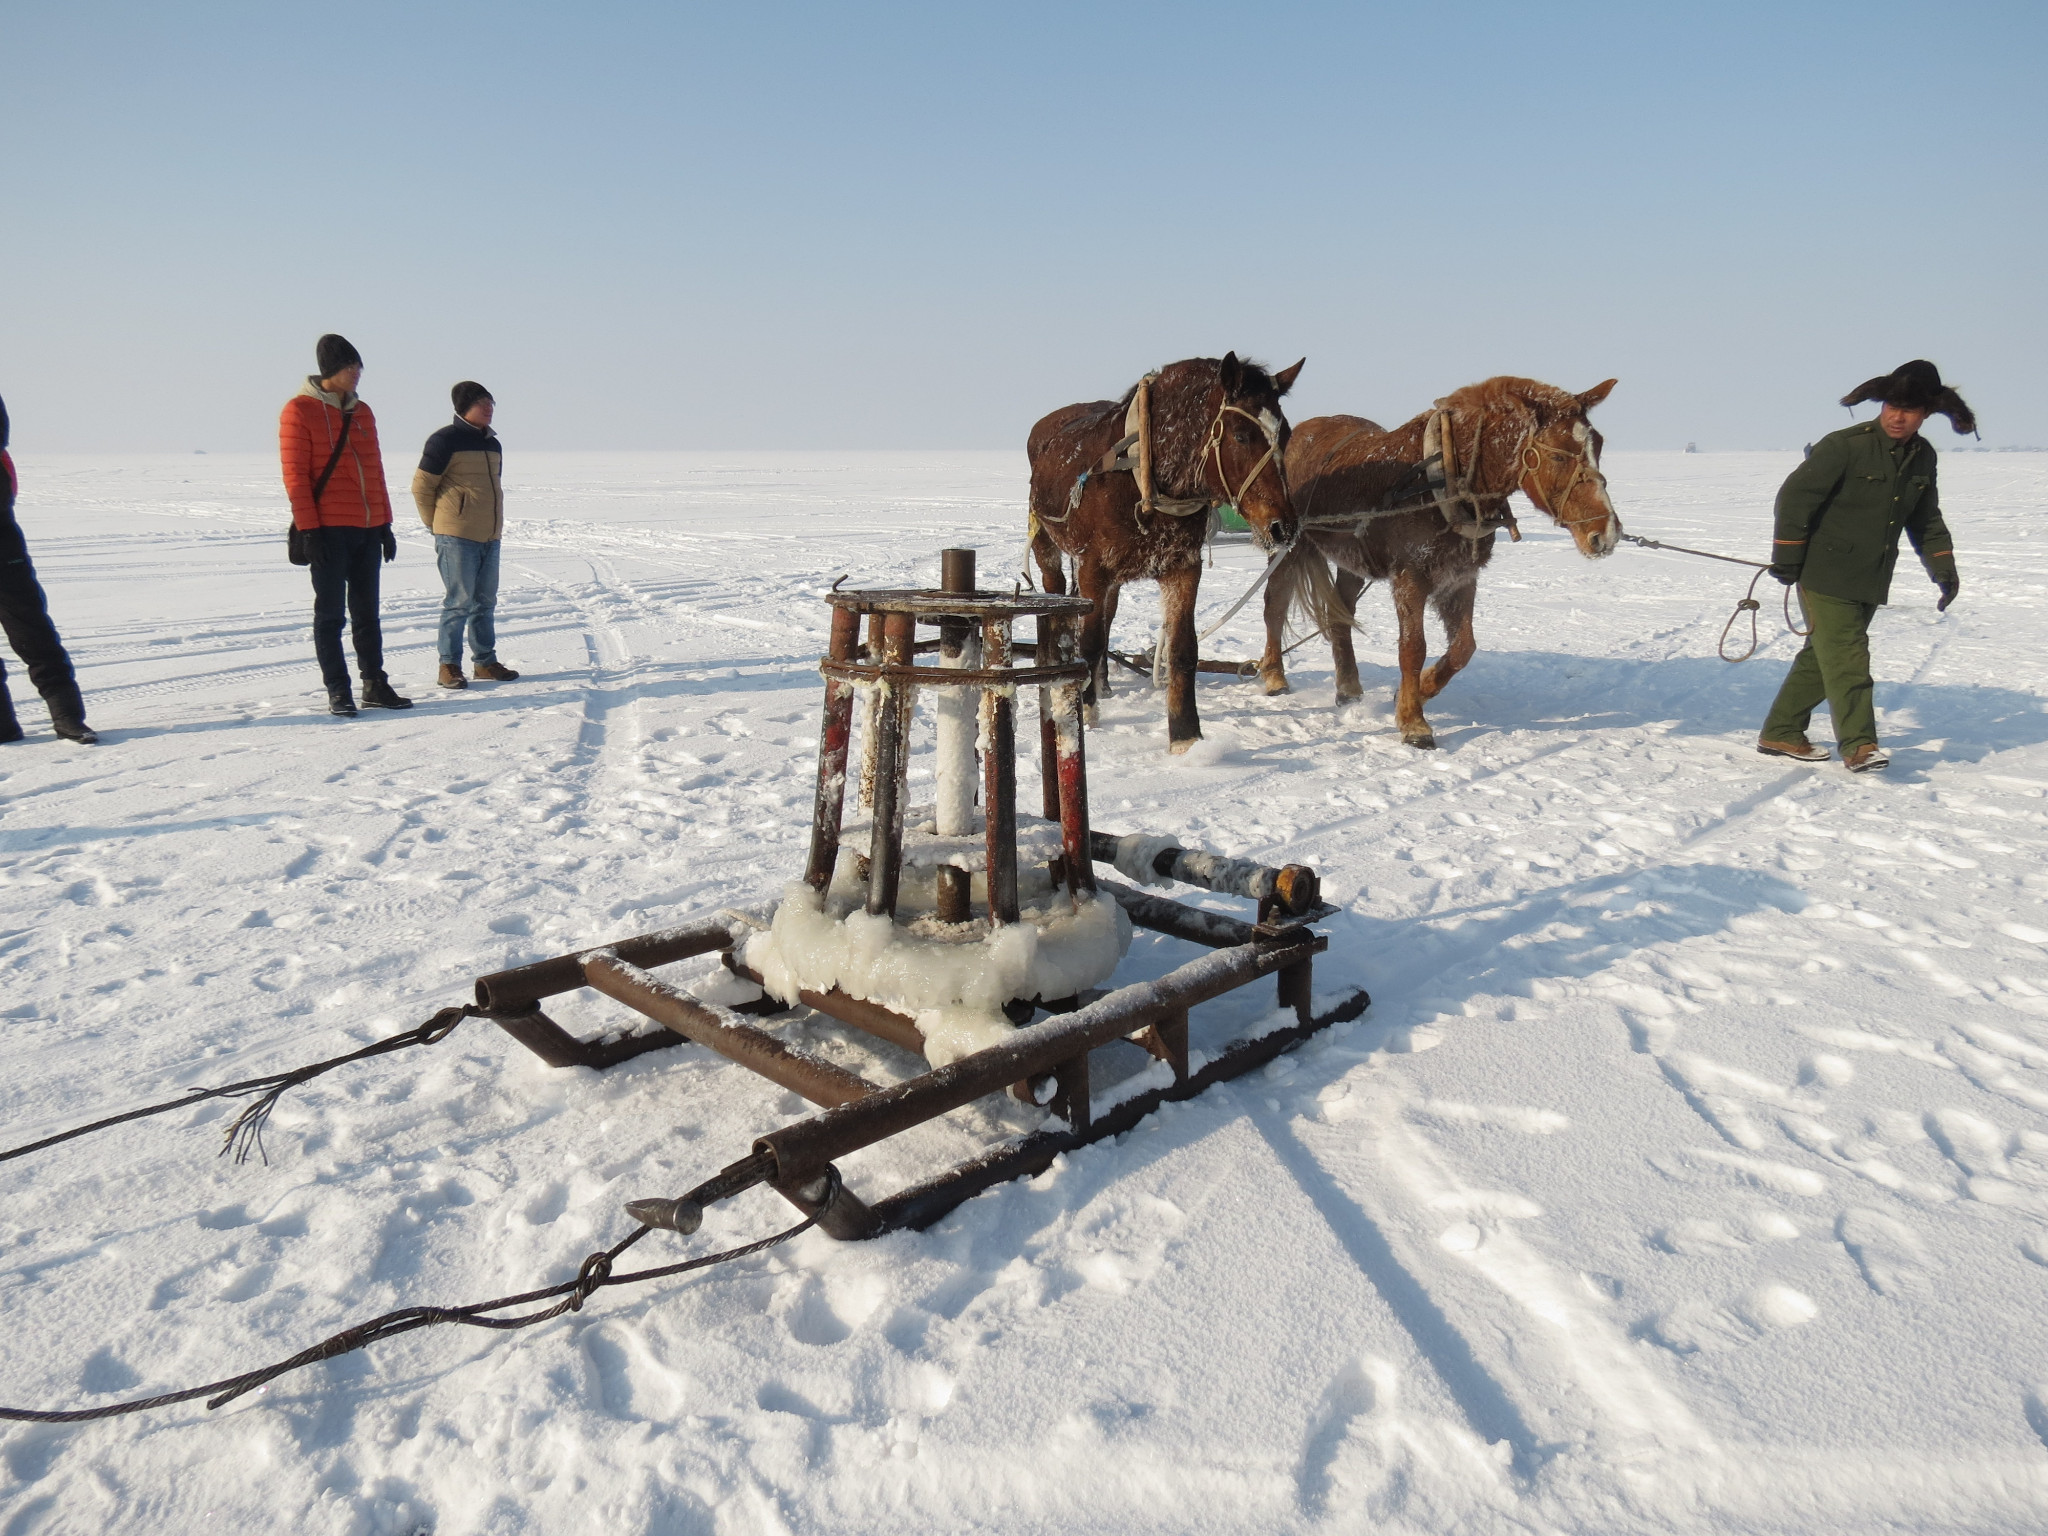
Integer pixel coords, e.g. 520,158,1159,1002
309,526,386,690
346,532,385,684
0,529,85,725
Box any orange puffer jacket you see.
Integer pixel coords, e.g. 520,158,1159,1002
281,379,392,530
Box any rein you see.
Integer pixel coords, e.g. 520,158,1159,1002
1617,532,1813,662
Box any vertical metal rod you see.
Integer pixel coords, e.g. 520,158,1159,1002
1051,1050,1091,1132
1036,612,1060,822
1278,958,1314,1026
981,616,1020,926
806,604,862,892
858,611,885,810
866,611,916,918
935,550,977,924
1051,616,1095,905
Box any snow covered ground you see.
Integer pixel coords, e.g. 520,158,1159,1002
2,447,2047,1535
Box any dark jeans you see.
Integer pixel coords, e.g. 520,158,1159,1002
0,510,85,720
309,525,387,690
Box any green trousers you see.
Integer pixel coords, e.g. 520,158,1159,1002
1761,587,1878,751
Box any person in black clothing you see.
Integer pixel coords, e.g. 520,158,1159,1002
0,396,96,745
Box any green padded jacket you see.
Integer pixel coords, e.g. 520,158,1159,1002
1771,421,1954,605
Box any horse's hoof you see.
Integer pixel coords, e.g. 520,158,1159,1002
1403,733,1437,750
1168,736,1199,755
1262,675,1290,697
1335,688,1363,705
1082,704,1100,728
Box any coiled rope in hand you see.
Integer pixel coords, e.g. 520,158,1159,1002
1617,532,1812,662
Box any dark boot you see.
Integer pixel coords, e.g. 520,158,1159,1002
0,686,21,745
360,677,413,710
328,685,359,717
42,681,96,743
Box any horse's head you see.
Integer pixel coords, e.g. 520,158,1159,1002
1209,352,1304,547
1510,378,1621,557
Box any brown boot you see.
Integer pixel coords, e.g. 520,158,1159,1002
472,661,520,682
1844,743,1890,774
1758,736,1829,762
438,664,467,690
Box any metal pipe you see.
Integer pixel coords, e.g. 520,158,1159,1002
475,912,747,1013
1086,830,1321,915
865,611,916,918
756,930,1321,1184
980,615,1020,926
727,961,925,1054
935,548,977,924
1036,612,1060,823
858,611,885,810
1094,876,1260,949
1051,624,1095,905
805,604,862,892
582,953,879,1108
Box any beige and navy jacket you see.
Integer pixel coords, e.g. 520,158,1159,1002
411,418,503,542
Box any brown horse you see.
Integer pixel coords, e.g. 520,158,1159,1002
1029,353,1303,753
1259,376,1619,748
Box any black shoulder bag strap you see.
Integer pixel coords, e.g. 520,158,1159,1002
288,404,356,565
312,405,357,506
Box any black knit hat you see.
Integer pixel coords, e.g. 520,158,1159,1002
452,381,494,416
1841,359,1976,435
316,333,363,380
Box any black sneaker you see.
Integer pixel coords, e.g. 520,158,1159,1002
52,720,99,745
328,687,359,717
360,679,414,710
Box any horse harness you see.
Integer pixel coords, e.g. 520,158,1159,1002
1303,407,1608,545
1050,371,1285,530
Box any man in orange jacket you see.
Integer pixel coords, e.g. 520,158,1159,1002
281,334,412,716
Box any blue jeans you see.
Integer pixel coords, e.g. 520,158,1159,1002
435,535,501,666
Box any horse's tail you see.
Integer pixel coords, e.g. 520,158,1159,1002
1274,539,1360,645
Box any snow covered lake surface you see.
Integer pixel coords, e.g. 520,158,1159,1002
3,448,2047,1534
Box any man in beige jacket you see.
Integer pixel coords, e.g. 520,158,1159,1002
412,381,517,688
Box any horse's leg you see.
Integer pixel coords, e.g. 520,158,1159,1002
1258,547,1297,696
1074,559,1113,727
1329,567,1367,704
1159,563,1203,752
1097,580,1121,701
1391,567,1436,749
1421,572,1479,701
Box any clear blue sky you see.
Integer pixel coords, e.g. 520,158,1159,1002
3,1,2042,452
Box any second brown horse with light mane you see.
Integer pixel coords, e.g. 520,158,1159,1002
1260,376,1620,748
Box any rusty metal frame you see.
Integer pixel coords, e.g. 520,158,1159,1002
469,558,1368,1239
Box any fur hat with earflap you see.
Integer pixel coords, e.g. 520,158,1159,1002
1840,359,1976,435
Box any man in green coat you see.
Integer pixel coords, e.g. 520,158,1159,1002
1758,360,1973,773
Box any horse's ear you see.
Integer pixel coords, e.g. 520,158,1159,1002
1220,351,1243,393
1578,379,1617,412
1272,357,1305,396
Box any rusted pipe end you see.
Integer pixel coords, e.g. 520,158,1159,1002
941,547,977,595
1275,864,1321,915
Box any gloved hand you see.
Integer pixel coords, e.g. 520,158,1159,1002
380,525,398,563
1769,562,1801,586
1936,575,1960,612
